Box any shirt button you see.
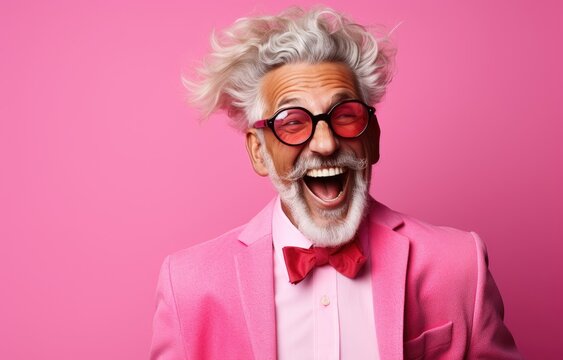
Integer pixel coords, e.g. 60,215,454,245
320,295,330,306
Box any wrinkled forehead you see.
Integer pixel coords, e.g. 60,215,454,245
260,62,360,116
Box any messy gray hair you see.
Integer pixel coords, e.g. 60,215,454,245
185,7,395,131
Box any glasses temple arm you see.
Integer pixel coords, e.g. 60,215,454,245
253,120,268,129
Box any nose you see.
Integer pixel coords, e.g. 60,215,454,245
308,121,338,156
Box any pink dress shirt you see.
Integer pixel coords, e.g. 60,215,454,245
272,197,380,360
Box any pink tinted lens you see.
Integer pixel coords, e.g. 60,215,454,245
330,102,368,137
273,109,313,144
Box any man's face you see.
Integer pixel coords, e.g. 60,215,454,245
246,62,380,246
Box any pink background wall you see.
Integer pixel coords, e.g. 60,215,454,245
1,0,561,358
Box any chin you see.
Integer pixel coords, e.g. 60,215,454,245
287,168,369,247
262,147,370,247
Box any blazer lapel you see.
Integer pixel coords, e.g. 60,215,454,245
234,200,277,359
368,200,410,360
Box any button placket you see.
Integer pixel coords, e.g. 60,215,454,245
314,265,339,360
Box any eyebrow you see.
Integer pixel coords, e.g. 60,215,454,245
331,92,357,104
276,91,357,111
277,97,300,108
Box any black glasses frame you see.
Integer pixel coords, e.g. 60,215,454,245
253,99,376,146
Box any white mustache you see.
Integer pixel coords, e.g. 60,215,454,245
282,151,367,182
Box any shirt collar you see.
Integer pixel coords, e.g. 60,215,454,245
272,196,313,254
271,195,371,255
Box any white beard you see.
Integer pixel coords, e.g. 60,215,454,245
261,147,370,247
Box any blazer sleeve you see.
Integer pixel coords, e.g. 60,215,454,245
149,256,187,360
467,232,523,359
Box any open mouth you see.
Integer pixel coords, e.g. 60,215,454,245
302,167,349,202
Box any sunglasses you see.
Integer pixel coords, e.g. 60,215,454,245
253,99,376,146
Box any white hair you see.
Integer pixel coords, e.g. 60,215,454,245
185,6,395,130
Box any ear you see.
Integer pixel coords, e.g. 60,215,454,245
367,119,381,165
245,129,269,176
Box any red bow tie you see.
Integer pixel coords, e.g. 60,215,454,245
282,239,367,285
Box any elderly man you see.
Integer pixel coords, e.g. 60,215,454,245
150,7,521,360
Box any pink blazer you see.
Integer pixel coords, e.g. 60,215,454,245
150,198,521,359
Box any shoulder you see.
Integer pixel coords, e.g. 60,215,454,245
162,198,276,295
399,211,479,257
370,199,480,263
166,197,276,270
162,223,251,294
155,223,250,316
369,199,485,299
168,224,247,270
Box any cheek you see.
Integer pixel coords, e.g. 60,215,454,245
280,153,300,174
347,140,368,159
270,145,300,175
363,124,380,163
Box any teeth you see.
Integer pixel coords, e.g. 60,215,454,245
306,167,345,178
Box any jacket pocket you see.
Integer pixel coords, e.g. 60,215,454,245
404,321,453,360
